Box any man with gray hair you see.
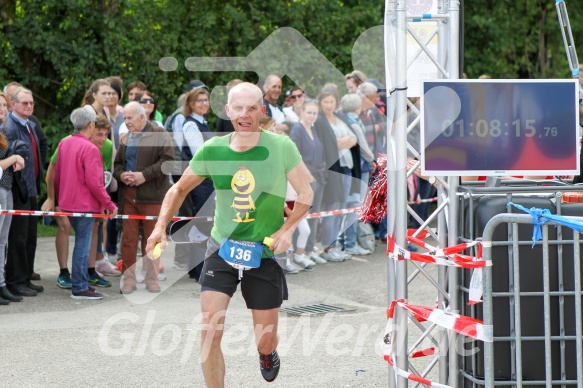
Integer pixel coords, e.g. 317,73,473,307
358,81,386,156
262,75,285,122
3,87,47,297
114,101,174,294
54,107,118,299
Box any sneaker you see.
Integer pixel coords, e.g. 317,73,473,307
56,274,72,289
322,248,346,262
339,250,352,261
104,252,119,267
158,273,167,281
136,267,145,284
173,262,189,271
308,251,327,265
96,260,122,277
344,245,372,256
71,288,104,300
282,259,301,274
293,254,315,271
88,273,112,288
259,350,280,382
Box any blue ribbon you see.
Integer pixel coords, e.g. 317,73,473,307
509,202,583,247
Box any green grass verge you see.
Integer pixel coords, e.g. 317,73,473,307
37,222,58,237
37,221,75,237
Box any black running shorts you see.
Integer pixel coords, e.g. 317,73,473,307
199,247,288,310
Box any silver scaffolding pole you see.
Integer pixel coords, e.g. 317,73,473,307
384,0,461,386
385,0,409,386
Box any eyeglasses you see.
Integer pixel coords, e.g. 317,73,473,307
18,101,35,106
196,99,209,104
290,93,304,100
139,98,155,104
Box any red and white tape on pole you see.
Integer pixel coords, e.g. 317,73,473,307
387,230,490,304
382,299,493,388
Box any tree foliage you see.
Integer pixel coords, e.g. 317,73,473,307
463,0,582,79
0,0,581,152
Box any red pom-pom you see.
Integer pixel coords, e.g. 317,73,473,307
360,154,388,223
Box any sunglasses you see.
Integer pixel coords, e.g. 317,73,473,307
139,98,155,104
18,101,35,106
290,93,304,100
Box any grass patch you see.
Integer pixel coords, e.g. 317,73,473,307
37,222,59,237
37,220,75,237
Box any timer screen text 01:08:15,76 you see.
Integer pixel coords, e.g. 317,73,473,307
440,119,558,138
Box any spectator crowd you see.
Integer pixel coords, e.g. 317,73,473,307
0,71,419,304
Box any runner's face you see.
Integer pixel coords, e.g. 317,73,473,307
226,90,266,135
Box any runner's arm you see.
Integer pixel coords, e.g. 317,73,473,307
268,161,313,254
146,167,206,258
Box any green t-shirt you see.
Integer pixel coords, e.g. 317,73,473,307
190,130,302,244
155,110,163,124
51,136,113,170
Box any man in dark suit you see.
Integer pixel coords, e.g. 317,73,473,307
3,86,47,297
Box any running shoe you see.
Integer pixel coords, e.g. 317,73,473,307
322,248,345,262
293,254,315,271
96,260,122,277
308,251,327,265
343,245,372,256
282,259,301,274
88,273,112,288
71,288,104,300
259,350,280,382
56,274,72,289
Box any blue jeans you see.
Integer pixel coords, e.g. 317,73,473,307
96,221,104,254
305,180,325,253
0,188,12,287
341,173,361,249
69,216,95,293
321,170,352,249
106,219,118,255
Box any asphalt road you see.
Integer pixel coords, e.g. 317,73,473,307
0,236,439,387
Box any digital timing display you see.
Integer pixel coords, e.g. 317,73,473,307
421,80,579,176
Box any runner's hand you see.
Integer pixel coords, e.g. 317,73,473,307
146,227,168,260
267,228,294,254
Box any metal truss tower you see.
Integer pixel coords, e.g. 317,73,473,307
384,1,461,386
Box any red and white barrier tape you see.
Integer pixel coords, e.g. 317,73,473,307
386,235,489,269
387,231,489,304
385,355,450,388
382,299,492,388
0,209,208,222
407,197,438,205
304,207,359,219
0,207,361,221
